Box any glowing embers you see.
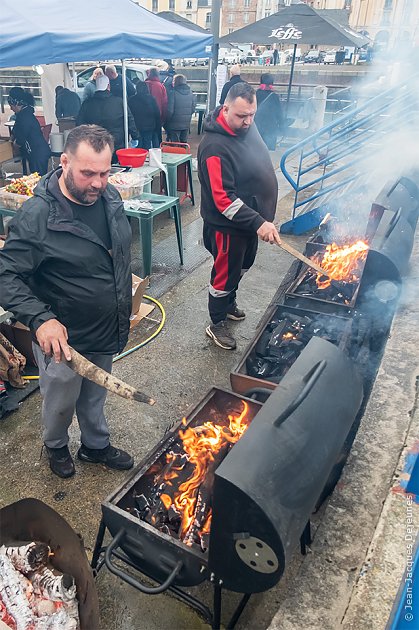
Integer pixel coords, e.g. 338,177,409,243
128,401,251,552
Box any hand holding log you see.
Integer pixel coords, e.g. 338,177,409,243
65,346,155,405
276,240,332,278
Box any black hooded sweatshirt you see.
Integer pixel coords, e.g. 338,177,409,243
197,106,278,235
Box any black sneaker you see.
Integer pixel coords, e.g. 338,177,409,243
45,445,75,479
206,321,237,350
226,301,246,321
77,444,134,470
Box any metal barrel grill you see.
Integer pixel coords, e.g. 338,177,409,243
90,170,417,628
0,498,100,630
92,339,362,626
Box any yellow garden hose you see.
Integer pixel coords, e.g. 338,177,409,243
23,295,166,380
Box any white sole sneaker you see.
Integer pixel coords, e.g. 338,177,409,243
205,325,237,350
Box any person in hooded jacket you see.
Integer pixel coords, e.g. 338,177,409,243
145,68,168,144
254,73,284,151
128,81,161,149
198,82,281,351
165,74,196,143
8,87,51,175
76,75,138,160
219,65,246,105
0,125,134,479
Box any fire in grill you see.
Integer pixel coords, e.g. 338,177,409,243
286,240,369,315
120,398,253,552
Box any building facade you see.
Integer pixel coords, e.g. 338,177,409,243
134,0,419,47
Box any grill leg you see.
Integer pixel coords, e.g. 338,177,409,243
227,593,252,629
212,582,222,630
300,519,312,555
91,518,107,571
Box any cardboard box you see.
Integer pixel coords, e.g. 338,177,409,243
0,321,36,366
130,274,154,328
0,139,13,163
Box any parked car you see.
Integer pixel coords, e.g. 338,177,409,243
76,62,151,98
221,48,243,64
323,50,337,65
181,58,208,66
303,50,326,64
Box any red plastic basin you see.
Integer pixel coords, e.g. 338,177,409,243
116,148,148,167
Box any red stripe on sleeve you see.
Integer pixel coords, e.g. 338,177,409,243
213,231,230,291
206,156,233,213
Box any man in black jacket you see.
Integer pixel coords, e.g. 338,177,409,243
219,65,246,105
0,125,134,479
198,82,281,350
55,86,81,119
76,76,138,160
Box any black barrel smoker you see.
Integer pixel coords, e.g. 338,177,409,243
92,337,363,628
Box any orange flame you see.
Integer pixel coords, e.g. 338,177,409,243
313,240,369,289
160,402,250,545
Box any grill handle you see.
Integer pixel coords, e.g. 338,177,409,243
104,528,183,594
273,360,327,428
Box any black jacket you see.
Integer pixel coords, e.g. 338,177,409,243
76,91,138,151
128,92,161,132
55,89,81,118
166,84,196,131
12,106,51,175
198,107,278,235
109,74,136,99
0,170,132,355
219,75,246,105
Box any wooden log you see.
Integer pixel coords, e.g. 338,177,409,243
65,346,155,405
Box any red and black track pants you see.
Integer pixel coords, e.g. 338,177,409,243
203,223,258,324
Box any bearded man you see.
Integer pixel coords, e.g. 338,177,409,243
198,82,281,351
0,125,134,478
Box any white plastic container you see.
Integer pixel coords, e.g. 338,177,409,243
50,133,64,153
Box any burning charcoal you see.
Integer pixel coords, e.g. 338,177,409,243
255,330,271,357
200,532,210,553
0,553,35,629
288,340,304,351
246,355,267,376
168,506,181,527
134,493,150,518
258,360,275,377
30,567,76,603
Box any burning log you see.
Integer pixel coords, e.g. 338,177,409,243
29,567,76,603
0,544,79,630
0,543,50,574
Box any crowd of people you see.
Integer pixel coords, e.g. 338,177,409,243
7,62,197,170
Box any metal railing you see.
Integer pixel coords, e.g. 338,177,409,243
279,80,416,232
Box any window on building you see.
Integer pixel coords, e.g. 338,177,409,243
265,10,270,17
186,12,192,19
229,0,236,7
243,12,249,23
228,13,234,23
169,0,175,9
206,11,211,24
152,0,158,11
244,0,250,6
383,0,392,8
187,0,192,7
228,28,234,33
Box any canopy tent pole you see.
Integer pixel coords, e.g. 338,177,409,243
71,62,77,91
122,59,129,149
208,0,221,111
286,43,297,116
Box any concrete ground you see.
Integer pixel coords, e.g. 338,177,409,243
1,126,418,629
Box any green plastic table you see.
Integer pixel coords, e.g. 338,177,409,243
124,193,183,278
161,153,195,204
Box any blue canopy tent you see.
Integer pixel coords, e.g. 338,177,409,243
0,0,213,145
0,0,213,66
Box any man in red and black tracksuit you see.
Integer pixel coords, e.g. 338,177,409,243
198,82,281,350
